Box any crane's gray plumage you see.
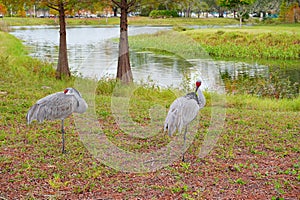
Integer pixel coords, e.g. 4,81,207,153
26,87,88,153
164,80,206,161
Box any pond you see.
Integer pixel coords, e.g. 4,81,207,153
10,25,299,95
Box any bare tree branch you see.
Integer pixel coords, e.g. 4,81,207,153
111,0,121,8
128,0,136,8
47,4,59,11
45,0,60,11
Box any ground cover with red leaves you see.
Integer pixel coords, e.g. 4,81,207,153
1,102,299,199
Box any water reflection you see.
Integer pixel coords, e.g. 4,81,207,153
10,25,293,92
217,60,269,79
131,52,194,87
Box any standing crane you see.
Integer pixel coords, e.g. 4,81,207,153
26,88,88,153
164,80,206,161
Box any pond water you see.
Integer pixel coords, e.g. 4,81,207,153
9,25,299,93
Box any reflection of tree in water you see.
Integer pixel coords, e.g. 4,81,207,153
131,51,193,73
130,50,196,89
221,64,299,99
219,62,269,87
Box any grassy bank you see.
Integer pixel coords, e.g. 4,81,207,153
129,24,300,60
1,16,240,27
183,24,300,60
1,31,300,199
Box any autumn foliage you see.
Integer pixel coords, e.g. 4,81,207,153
286,3,300,23
0,3,7,15
279,1,300,23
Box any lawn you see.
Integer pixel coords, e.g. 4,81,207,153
0,25,299,199
1,16,240,27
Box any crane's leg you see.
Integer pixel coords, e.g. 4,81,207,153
182,126,188,162
61,119,66,154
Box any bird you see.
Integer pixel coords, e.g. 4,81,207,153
26,87,88,153
164,80,206,162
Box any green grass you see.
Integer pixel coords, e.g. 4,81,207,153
1,30,299,199
129,24,300,59
184,27,300,60
1,16,114,26
129,24,300,60
0,16,240,27
129,31,211,60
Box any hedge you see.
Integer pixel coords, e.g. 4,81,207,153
149,10,179,18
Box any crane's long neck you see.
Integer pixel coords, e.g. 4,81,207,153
197,88,206,108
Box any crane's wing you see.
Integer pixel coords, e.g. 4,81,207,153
164,106,178,136
164,96,186,136
164,95,201,136
26,92,78,124
181,100,200,126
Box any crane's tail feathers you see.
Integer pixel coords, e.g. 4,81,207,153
163,123,168,132
168,126,177,137
163,123,174,137
26,104,39,124
164,119,177,137
26,112,31,125
164,109,179,137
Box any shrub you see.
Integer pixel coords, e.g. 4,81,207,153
140,7,152,16
149,10,179,18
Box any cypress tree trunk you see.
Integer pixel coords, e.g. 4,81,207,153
116,0,133,84
56,2,70,79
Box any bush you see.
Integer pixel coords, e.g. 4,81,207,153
140,7,152,16
149,10,179,18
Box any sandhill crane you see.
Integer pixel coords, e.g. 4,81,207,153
164,80,206,161
26,88,88,153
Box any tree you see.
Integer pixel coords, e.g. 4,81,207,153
279,0,288,22
252,0,282,13
279,0,300,23
177,0,195,17
112,0,136,84
0,3,7,15
1,0,19,16
44,0,71,79
40,0,99,79
194,1,209,18
218,0,256,27
285,1,300,23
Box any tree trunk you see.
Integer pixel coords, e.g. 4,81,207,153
113,7,118,17
239,16,242,27
219,7,224,18
186,7,190,18
294,7,298,23
116,0,133,84
56,2,70,79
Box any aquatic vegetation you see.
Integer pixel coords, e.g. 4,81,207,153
184,28,300,60
222,69,299,99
